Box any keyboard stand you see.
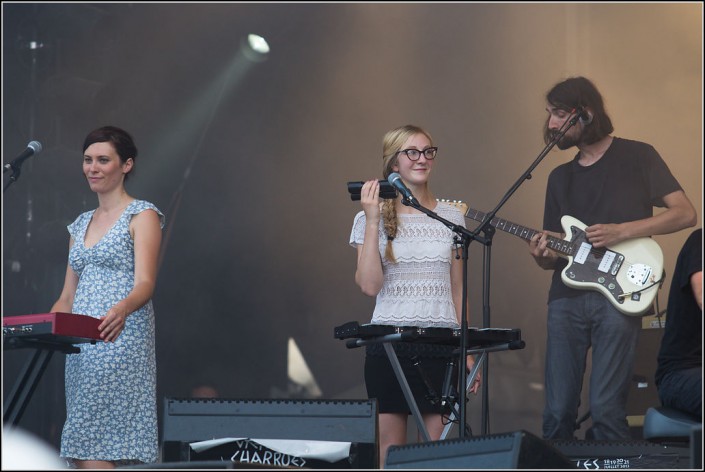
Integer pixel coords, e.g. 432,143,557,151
347,333,432,441
439,342,519,440
3,338,80,426
346,335,520,442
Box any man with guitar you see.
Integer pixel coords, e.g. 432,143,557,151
527,77,696,440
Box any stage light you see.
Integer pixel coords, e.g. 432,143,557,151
241,34,270,62
248,34,270,54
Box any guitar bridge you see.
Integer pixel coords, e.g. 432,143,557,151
626,264,653,287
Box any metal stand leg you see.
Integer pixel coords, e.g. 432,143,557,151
3,348,54,426
440,351,486,440
438,341,523,440
383,342,431,442
3,338,79,427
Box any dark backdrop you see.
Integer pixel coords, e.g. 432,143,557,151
2,2,702,453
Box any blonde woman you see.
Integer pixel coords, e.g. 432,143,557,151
349,124,480,467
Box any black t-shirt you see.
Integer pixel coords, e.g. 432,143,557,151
543,137,683,302
655,228,702,384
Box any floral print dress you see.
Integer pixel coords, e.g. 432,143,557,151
60,200,163,464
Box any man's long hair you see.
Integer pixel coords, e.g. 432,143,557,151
543,76,614,146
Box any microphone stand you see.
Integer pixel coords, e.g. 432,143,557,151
3,151,34,192
399,197,488,439
402,111,581,438
464,111,582,434
4,162,23,192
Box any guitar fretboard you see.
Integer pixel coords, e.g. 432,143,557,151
465,208,574,256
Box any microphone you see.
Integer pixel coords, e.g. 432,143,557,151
440,358,456,407
387,172,418,205
412,356,440,406
4,141,43,173
577,107,593,125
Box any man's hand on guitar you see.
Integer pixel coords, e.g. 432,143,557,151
464,206,664,315
529,231,561,270
585,223,625,248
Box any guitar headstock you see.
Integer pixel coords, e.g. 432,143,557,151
437,198,468,214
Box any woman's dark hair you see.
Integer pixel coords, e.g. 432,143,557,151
543,76,614,146
83,125,137,180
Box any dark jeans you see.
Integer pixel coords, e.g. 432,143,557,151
658,367,702,417
543,292,641,440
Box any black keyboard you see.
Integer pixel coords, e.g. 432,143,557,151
334,321,523,348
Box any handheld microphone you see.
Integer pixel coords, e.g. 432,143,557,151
4,141,43,173
387,172,418,205
347,180,398,201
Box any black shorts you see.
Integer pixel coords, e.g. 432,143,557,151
364,343,459,414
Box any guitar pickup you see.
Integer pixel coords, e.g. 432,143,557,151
598,251,617,273
611,255,624,276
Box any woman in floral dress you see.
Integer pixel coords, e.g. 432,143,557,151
51,126,164,468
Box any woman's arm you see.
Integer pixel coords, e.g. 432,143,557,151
98,209,162,342
355,180,384,296
50,239,79,313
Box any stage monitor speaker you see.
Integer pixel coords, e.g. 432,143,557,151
119,460,235,469
548,438,692,469
161,398,378,469
384,430,573,469
119,460,294,469
119,460,286,469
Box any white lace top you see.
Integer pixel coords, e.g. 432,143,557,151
349,201,466,328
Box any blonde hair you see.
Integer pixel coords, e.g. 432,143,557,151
380,125,434,263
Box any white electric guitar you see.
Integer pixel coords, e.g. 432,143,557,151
460,206,664,316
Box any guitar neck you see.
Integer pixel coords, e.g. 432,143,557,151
465,208,573,256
